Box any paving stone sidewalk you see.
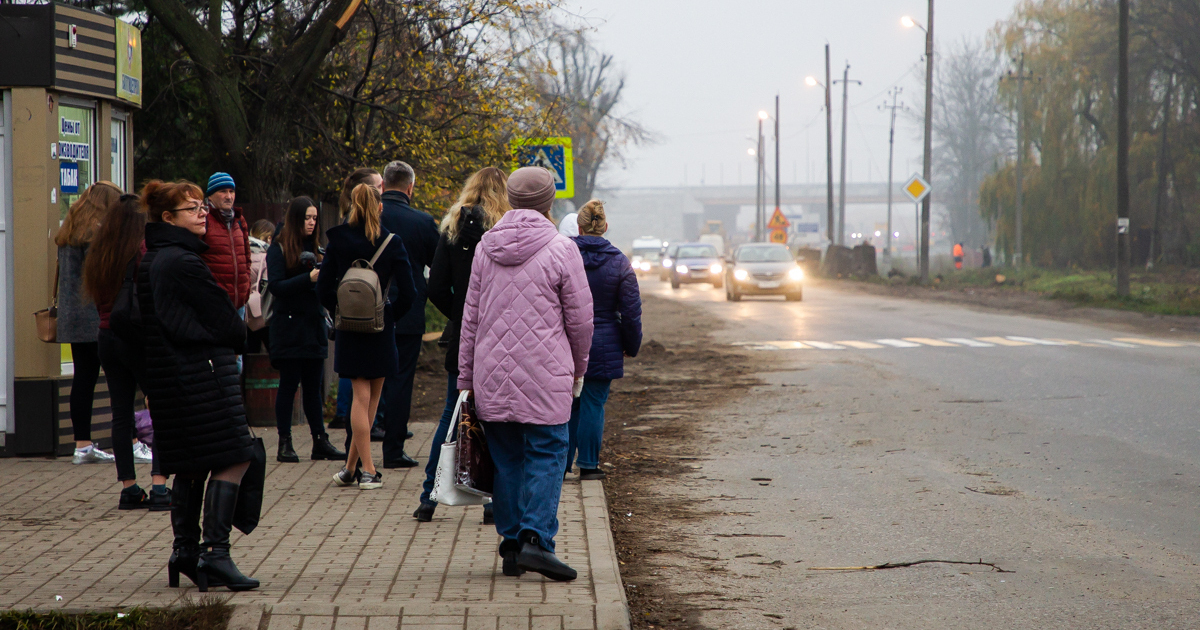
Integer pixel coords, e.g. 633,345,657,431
0,424,629,629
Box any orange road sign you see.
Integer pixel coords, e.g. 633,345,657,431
769,228,788,244
767,208,790,229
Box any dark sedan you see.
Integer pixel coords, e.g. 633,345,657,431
668,243,724,289
724,243,803,301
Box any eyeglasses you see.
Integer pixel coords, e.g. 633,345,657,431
173,204,208,215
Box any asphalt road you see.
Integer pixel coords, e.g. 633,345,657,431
639,278,1200,629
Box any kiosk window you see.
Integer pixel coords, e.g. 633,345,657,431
58,105,95,220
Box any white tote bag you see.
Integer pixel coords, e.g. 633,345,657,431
430,391,491,506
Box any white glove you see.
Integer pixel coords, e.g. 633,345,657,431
573,377,585,398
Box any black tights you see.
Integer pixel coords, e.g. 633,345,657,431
178,461,250,485
70,342,101,443
275,358,327,438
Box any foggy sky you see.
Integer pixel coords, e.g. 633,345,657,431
565,0,1021,191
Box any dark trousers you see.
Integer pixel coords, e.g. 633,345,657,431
98,330,160,481
69,342,101,443
382,334,422,461
420,371,459,506
275,358,327,438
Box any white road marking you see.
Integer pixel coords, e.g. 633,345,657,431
1112,337,1184,348
838,340,885,349
875,339,922,348
903,337,960,347
944,338,995,347
804,341,846,350
975,336,1032,346
1086,339,1138,348
1006,336,1069,346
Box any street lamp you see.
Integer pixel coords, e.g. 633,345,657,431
805,43,836,248
758,100,782,245
833,65,861,247
904,3,934,284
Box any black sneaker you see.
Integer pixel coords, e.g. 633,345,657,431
358,470,383,490
579,468,606,480
483,503,494,525
332,467,357,487
383,452,418,468
118,485,149,510
516,536,577,581
146,487,173,512
412,503,435,522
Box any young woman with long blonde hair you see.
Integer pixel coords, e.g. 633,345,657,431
57,181,123,464
318,184,416,490
413,166,512,522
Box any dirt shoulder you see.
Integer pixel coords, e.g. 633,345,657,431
827,278,1200,338
598,296,761,629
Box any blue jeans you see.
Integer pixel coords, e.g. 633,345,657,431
567,378,612,471
420,371,459,506
483,421,568,552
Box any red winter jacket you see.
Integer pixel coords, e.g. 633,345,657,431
201,201,252,308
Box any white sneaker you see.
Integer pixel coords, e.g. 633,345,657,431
72,444,116,464
132,442,153,464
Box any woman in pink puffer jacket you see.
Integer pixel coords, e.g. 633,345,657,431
458,167,593,582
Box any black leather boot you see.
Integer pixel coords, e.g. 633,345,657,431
277,434,299,463
499,539,525,577
311,433,346,460
516,533,576,581
167,476,213,588
196,479,259,592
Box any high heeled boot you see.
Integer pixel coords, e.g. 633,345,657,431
195,479,260,592
167,476,214,588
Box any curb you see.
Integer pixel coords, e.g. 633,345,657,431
581,479,632,630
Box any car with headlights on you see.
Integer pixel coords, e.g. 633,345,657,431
724,243,803,301
667,243,724,289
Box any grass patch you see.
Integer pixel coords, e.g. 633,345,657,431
888,267,1200,316
0,596,232,630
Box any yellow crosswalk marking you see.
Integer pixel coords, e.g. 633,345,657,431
838,340,884,349
975,336,1032,346
903,337,959,347
1112,337,1184,347
1043,339,1083,345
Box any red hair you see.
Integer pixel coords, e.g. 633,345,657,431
141,180,204,222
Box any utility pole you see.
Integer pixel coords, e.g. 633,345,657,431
1004,53,1036,268
824,45,835,246
919,0,934,284
880,87,903,260
774,94,781,238
1116,0,1130,296
834,63,861,247
755,117,765,242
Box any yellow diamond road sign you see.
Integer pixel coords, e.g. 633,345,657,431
903,173,931,203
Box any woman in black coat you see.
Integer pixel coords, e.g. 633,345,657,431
137,180,258,593
267,197,345,463
413,166,510,521
318,184,416,490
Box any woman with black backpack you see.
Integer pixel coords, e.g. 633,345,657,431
318,184,416,490
267,197,345,463
82,193,170,510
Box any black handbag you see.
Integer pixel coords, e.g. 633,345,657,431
454,393,494,496
233,430,267,535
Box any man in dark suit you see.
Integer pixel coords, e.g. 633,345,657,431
378,161,439,468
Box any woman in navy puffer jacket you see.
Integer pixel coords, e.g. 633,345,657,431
568,200,642,480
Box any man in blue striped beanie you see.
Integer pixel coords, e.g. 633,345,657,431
201,172,252,328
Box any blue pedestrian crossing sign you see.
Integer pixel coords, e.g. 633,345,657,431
511,137,574,199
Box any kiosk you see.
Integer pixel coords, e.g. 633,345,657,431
0,3,141,456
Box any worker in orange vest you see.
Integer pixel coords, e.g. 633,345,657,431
952,243,964,270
